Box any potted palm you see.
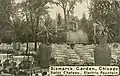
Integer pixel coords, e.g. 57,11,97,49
92,19,116,45
36,16,54,72
93,19,116,66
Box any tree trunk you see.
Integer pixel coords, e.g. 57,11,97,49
46,32,49,43
63,9,67,31
34,34,37,51
30,12,37,51
26,13,29,54
26,33,29,54
93,24,97,44
34,15,39,51
13,34,16,50
63,9,68,43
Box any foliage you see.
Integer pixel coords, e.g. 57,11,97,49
20,0,52,51
38,14,56,43
80,12,89,33
57,13,62,26
0,0,13,22
0,0,13,43
89,0,120,42
51,0,82,31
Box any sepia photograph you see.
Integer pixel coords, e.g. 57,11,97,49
0,0,120,76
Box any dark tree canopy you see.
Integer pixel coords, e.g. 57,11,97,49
89,0,120,42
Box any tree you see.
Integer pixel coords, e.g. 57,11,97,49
0,0,29,49
0,0,12,24
21,0,51,51
41,14,55,43
0,0,19,44
52,0,81,31
8,1,29,50
57,13,62,26
89,0,120,43
81,12,89,33
0,0,13,42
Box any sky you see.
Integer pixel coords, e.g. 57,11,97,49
15,0,89,19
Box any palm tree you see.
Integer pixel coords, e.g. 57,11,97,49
37,14,55,44
89,0,120,44
91,19,117,44
9,15,27,50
